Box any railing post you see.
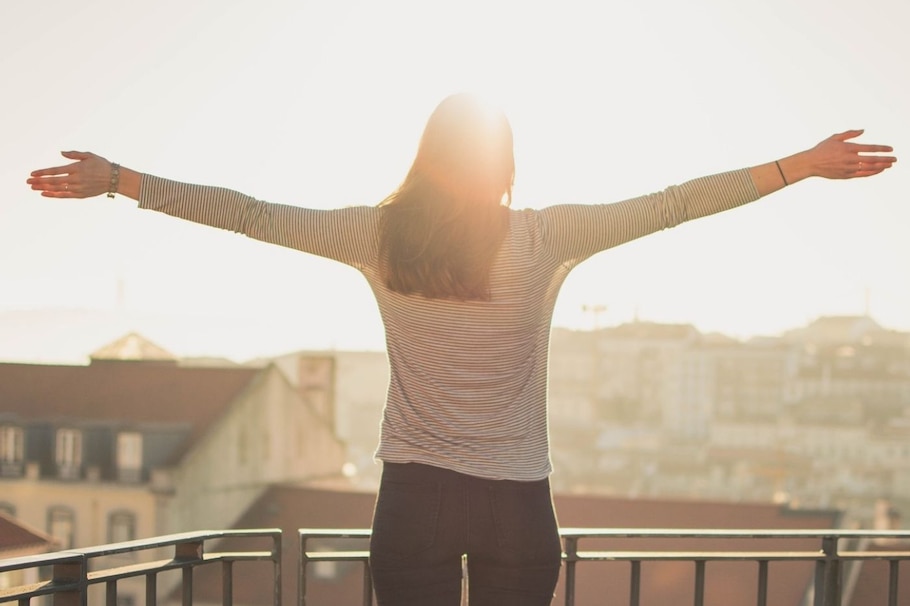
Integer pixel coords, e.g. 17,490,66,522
182,567,193,606
888,559,899,606
299,533,309,606
362,561,373,606
756,560,768,606
273,531,283,606
175,539,202,606
51,558,86,606
694,561,705,606
630,560,641,606
815,536,840,606
146,571,158,605
222,561,233,606
105,580,117,606
563,535,578,606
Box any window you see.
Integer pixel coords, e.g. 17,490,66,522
55,428,83,480
116,432,143,482
108,510,136,544
0,425,24,476
47,506,75,550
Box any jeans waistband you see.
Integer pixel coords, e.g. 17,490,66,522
381,461,550,489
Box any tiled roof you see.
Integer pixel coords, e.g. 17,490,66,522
89,332,177,362
0,511,56,556
0,360,260,460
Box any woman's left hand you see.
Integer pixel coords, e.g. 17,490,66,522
27,151,116,198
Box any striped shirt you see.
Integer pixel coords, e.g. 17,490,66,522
139,169,759,481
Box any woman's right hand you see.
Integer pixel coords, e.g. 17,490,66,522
27,151,128,199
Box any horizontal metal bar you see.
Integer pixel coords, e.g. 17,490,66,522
558,528,910,540
574,550,827,561
303,551,371,562
299,529,372,538
0,553,83,574
0,578,85,602
834,551,910,559
82,551,276,584
81,529,280,557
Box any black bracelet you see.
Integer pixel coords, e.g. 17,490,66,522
775,160,789,186
107,163,120,199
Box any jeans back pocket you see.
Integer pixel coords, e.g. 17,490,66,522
370,479,442,561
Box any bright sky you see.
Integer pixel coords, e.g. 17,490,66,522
1,0,908,360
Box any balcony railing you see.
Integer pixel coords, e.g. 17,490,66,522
2,528,909,605
299,528,910,606
0,529,281,606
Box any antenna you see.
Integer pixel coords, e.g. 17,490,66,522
582,304,607,329
115,274,126,311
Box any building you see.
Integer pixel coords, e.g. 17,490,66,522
0,333,348,605
263,349,389,488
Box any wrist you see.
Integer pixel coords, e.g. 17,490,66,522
116,167,142,200
777,151,815,184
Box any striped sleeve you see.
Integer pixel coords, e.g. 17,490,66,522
138,174,380,269
538,168,760,266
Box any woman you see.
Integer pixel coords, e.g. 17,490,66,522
28,93,895,605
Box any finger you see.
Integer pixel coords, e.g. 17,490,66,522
848,143,894,153
856,156,897,166
29,176,75,195
61,150,94,161
853,162,893,172
30,161,81,178
856,162,894,176
40,190,75,199
858,167,889,178
831,129,864,142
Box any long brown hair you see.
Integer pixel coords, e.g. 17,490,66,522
379,93,515,301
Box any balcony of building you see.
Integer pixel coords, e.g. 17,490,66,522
2,527,909,606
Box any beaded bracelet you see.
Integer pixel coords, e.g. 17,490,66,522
107,163,120,198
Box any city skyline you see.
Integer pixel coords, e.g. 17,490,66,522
0,303,904,365
2,0,908,361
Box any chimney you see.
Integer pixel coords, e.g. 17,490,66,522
874,499,900,530
297,355,336,429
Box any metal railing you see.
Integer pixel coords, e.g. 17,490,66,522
299,528,910,606
0,529,281,606
4,527,909,605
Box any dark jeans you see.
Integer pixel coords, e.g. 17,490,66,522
369,462,562,606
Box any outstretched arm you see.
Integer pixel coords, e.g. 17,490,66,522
26,130,895,201
538,129,896,266
749,129,895,196
26,151,380,268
